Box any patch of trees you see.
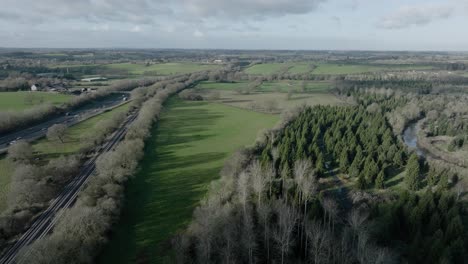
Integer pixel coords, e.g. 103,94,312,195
339,80,433,94
448,135,467,151
446,62,466,71
259,105,406,189
0,141,81,248
370,191,466,263
179,89,203,101
426,114,468,137
16,72,210,263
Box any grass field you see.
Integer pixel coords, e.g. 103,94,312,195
0,92,73,112
98,98,279,264
216,91,343,112
105,62,219,76
195,81,247,90
245,63,290,75
33,103,130,158
311,63,433,75
196,80,332,93
288,63,314,74
0,103,130,212
259,80,332,93
244,62,433,75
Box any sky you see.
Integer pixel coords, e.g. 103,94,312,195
0,0,468,50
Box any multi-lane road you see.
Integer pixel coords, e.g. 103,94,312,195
0,94,126,152
0,112,137,264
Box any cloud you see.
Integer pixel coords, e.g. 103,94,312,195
379,4,453,29
0,0,169,25
130,25,143,32
193,30,204,38
182,0,326,19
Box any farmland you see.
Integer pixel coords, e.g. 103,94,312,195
244,62,435,75
194,80,341,113
0,92,73,112
105,62,219,76
98,98,279,263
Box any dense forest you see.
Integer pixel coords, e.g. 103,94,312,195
172,101,467,263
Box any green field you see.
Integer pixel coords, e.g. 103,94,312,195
0,92,73,112
105,62,219,75
245,63,290,75
288,63,314,74
244,62,433,75
196,80,332,93
0,103,130,212
99,98,279,263
311,63,433,75
33,103,130,158
195,81,247,90
259,80,332,93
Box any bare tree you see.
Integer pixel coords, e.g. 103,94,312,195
237,171,251,214
47,124,67,143
293,159,313,202
250,160,266,206
306,221,330,264
322,196,339,256
273,199,298,264
8,140,33,163
257,202,272,262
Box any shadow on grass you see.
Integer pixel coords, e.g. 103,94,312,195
98,99,229,264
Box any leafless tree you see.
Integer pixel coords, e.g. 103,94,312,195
250,160,266,206
8,140,33,163
306,221,330,264
257,202,272,262
237,171,251,215
273,199,298,264
47,124,67,143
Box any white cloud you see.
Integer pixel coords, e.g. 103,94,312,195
130,25,142,32
193,30,204,38
183,0,325,18
92,24,110,32
379,4,453,29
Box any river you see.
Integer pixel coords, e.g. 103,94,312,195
402,121,427,157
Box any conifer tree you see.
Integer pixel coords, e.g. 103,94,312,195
405,153,421,191
375,170,385,189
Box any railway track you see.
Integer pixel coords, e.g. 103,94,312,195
0,113,137,264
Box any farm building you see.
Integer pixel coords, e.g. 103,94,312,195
30,84,38,91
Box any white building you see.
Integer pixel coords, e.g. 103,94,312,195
31,84,38,91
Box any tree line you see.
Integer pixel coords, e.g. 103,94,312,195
14,72,212,263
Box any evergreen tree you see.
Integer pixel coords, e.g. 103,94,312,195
405,153,421,191
375,170,385,189
357,174,367,190
339,148,350,173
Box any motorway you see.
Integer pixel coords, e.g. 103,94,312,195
0,94,127,152
0,113,137,264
